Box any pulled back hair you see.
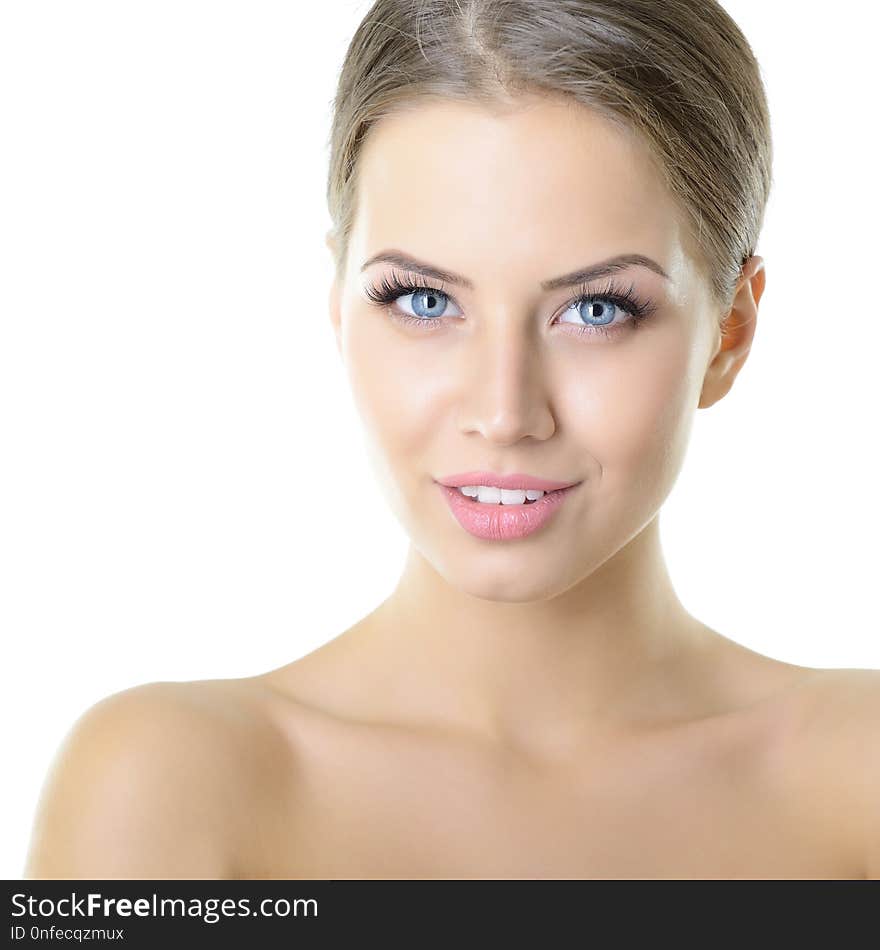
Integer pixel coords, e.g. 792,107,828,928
326,0,773,314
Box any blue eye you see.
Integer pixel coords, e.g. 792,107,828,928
399,287,463,320
561,297,626,330
363,271,657,339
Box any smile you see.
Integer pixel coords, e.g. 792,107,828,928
455,485,552,505
437,482,579,541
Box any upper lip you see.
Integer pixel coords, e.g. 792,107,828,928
435,471,580,492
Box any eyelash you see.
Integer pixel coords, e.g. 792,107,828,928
363,270,658,340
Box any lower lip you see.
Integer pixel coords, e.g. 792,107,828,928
437,483,579,541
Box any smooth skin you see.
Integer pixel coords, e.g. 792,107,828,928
25,95,880,879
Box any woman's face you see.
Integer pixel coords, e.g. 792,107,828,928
329,95,722,603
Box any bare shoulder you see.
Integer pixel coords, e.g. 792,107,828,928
24,677,292,880
783,667,880,879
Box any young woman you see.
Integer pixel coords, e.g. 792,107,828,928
25,0,880,879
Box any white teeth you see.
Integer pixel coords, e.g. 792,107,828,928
457,485,546,504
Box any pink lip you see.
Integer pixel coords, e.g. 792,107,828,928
435,471,579,492
437,481,579,541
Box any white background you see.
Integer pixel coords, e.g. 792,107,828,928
1,0,877,877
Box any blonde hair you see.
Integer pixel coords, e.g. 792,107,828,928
326,0,773,312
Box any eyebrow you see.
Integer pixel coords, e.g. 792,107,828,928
360,249,671,290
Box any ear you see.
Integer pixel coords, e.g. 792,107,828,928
325,230,343,358
698,255,766,409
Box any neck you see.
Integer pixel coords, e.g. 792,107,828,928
357,514,710,753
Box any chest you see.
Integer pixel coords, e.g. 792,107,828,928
239,719,860,879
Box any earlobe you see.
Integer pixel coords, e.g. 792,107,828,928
698,255,765,409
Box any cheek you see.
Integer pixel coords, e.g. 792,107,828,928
564,331,699,493
343,312,443,458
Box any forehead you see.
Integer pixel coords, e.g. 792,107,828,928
352,96,690,282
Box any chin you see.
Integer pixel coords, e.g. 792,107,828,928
436,557,577,605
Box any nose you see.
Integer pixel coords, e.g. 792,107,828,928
456,323,556,445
